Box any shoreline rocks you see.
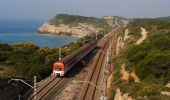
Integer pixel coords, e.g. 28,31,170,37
38,22,101,38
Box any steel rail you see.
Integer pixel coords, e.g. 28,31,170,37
79,35,111,100
29,41,97,100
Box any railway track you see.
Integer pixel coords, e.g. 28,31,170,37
78,27,123,100
29,76,74,100
28,41,97,100
28,27,120,100
79,34,112,100
29,77,58,100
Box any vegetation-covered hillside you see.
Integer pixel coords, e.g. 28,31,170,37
48,14,111,33
112,18,170,100
49,14,107,26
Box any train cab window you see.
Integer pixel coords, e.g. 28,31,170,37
56,65,62,71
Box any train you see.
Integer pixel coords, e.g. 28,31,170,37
53,40,97,76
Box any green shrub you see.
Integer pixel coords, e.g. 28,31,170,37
0,44,13,51
45,54,58,66
0,54,7,61
12,42,38,53
112,19,170,99
150,33,170,50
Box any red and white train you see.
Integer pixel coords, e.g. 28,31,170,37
53,40,97,76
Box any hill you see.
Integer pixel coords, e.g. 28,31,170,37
156,16,170,20
38,14,111,37
112,18,170,100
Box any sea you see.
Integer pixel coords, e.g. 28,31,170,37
0,20,77,48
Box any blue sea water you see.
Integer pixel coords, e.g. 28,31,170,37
0,20,77,48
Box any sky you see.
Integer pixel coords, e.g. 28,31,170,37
0,0,170,20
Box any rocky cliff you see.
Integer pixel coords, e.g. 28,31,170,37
38,22,101,38
38,14,110,38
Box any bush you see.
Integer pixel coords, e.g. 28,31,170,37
0,44,13,51
125,33,170,83
112,19,170,99
140,53,170,82
129,51,148,63
0,54,7,61
12,42,38,53
45,54,58,66
150,33,170,50
36,47,56,56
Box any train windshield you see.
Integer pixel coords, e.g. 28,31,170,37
56,65,62,71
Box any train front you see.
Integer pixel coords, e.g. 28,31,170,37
53,62,65,76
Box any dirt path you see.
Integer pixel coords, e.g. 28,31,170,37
136,27,147,44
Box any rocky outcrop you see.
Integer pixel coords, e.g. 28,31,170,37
161,83,170,97
38,22,101,38
120,63,140,82
114,88,133,100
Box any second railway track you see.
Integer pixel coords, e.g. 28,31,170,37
79,34,113,100
28,27,121,100
29,77,61,100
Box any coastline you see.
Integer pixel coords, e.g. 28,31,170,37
38,31,84,38
0,31,77,48
37,22,100,38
